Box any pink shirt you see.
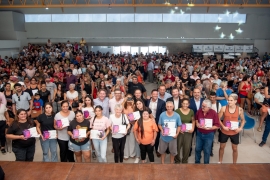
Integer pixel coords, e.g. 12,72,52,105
90,116,111,131
0,92,7,106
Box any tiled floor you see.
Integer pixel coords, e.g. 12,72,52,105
0,82,270,163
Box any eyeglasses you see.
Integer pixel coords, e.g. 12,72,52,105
18,96,20,101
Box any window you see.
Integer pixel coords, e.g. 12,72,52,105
120,14,134,22
232,14,246,23
25,14,51,22
191,14,205,23
140,47,148,54
218,14,233,23
107,14,120,22
158,46,167,54
79,14,93,22
148,14,162,22
149,46,159,53
121,46,130,53
52,14,78,22
204,14,219,23
92,14,106,22
131,47,139,55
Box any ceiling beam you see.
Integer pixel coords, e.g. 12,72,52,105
1,4,270,8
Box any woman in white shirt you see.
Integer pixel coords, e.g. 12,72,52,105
82,96,95,120
110,104,130,163
66,84,78,107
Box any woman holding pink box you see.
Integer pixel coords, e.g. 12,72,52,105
6,109,36,161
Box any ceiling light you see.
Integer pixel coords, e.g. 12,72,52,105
175,6,178,10
229,33,234,39
218,17,222,21
45,6,48,10
233,12,238,17
180,9,185,14
215,25,221,30
167,37,168,39
226,10,230,15
170,9,175,14
220,32,225,38
235,28,243,33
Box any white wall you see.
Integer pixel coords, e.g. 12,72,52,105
254,40,270,57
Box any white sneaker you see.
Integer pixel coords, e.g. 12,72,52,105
134,157,140,163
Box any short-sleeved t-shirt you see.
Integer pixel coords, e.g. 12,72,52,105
216,88,232,106
38,90,51,105
158,112,182,142
12,92,31,110
7,121,36,148
54,111,75,141
127,82,146,95
133,120,158,145
37,113,55,132
175,109,194,124
90,116,111,131
110,114,129,139
68,119,90,146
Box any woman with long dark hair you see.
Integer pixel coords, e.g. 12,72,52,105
238,75,252,114
90,105,111,162
6,109,36,161
34,103,58,162
54,100,75,162
52,83,65,113
134,110,158,163
67,110,91,163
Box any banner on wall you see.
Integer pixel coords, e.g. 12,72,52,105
193,45,203,52
214,45,224,52
224,45,234,52
243,45,253,53
203,45,213,52
234,45,244,52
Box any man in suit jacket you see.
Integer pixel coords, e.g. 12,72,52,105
146,89,166,157
166,87,182,110
189,88,204,115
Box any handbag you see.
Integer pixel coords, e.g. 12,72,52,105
122,114,132,135
247,91,253,99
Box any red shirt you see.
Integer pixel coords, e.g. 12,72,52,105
195,108,220,134
163,75,175,82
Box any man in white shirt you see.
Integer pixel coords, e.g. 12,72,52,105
164,60,172,71
201,70,211,81
213,74,221,87
109,89,124,114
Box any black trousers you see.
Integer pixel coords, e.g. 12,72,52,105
112,136,126,163
140,144,154,162
0,121,6,147
57,139,75,162
154,131,160,153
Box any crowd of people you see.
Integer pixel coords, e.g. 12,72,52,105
0,39,269,164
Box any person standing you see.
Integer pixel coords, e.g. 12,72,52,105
167,87,182,110
158,85,172,102
195,99,220,164
94,89,110,118
147,59,154,83
216,81,232,107
125,75,147,99
110,104,130,163
54,100,75,162
158,101,181,164
34,103,58,162
146,89,166,157
218,94,245,164
6,109,36,161
109,89,124,114
12,83,32,117
0,100,8,154
174,98,195,164
134,110,158,163
65,69,77,91
90,106,111,162
67,110,91,163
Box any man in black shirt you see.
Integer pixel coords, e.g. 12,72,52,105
125,75,147,98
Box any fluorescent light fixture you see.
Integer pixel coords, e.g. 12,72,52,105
229,33,234,39
235,28,243,33
45,6,48,10
215,25,221,30
220,32,225,38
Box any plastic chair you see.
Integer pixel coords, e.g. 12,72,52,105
240,113,256,143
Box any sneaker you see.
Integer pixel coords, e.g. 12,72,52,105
92,152,97,160
1,149,6,154
259,141,266,147
134,157,140,163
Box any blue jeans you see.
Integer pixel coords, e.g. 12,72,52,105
262,116,270,143
92,137,107,162
12,144,35,161
195,130,214,164
40,138,58,162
